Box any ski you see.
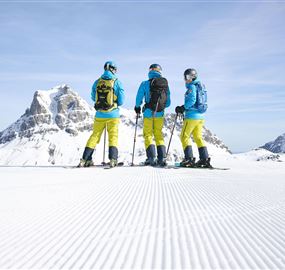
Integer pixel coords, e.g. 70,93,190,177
166,163,230,170
65,162,124,169
126,162,156,167
103,162,124,169
64,164,99,169
65,162,229,170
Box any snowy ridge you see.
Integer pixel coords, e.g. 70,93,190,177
0,85,230,166
234,148,283,162
261,133,285,153
0,165,284,269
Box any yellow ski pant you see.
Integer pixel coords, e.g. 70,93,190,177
180,119,206,150
86,118,119,149
143,117,165,149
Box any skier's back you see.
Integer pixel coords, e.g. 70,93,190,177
134,64,171,167
78,61,125,167
175,68,212,168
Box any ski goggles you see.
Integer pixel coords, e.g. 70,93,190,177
149,67,162,73
184,74,196,81
149,64,162,73
109,66,117,74
105,62,117,74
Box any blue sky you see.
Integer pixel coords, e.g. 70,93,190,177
0,1,285,152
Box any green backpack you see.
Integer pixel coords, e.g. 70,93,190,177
94,78,118,112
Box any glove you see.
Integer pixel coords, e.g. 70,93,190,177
134,106,141,114
175,105,185,114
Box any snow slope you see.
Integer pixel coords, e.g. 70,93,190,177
0,160,284,269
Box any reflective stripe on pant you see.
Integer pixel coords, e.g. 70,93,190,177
143,117,165,149
180,119,206,150
86,118,119,149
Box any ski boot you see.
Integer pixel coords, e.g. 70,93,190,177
156,145,167,167
77,159,94,168
156,159,167,167
180,157,196,167
78,147,95,167
144,158,156,166
144,145,156,166
195,158,213,168
180,146,195,167
109,159,118,168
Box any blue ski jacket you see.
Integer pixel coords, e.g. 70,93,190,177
184,77,204,120
135,70,171,118
91,70,125,118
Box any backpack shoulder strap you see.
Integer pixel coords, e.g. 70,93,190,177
149,78,155,85
192,81,199,87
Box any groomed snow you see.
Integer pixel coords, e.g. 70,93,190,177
0,161,284,269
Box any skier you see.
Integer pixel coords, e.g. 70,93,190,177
175,68,212,168
78,61,125,167
134,64,171,167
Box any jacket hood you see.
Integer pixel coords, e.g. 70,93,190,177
148,70,162,79
101,70,117,80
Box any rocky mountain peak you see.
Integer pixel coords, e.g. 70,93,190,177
261,133,285,153
0,85,94,144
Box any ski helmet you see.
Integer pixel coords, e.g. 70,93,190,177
184,68,197,81
149,63,162,73
104,61,117,74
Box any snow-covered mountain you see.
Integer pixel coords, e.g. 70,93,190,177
0,85,231,166
260,133,285,153
234,148,283,162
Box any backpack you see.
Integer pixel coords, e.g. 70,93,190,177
194,81,208,113
145,77,168,113
94,78,117,112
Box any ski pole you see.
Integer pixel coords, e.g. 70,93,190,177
131,113,139,166
166,113,178,159
102,124,107,165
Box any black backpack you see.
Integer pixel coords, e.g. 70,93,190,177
145,77,168,113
